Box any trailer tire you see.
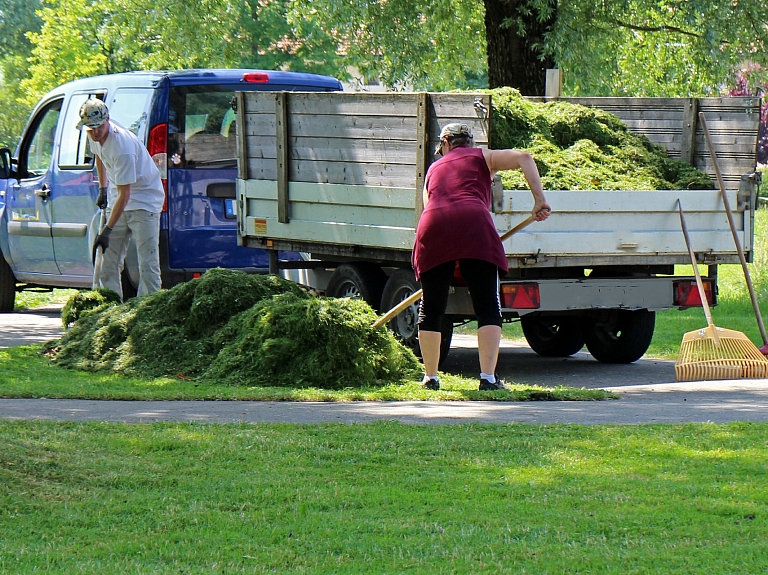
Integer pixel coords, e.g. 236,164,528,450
521,315,584,357
582,309,655,364
380,269,452,366
0,250,17,313
325,263,387,312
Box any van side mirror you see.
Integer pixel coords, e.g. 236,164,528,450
0,148,10,179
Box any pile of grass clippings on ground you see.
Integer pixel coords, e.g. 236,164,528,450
489,87,713,191
47,268,419,388
61,287,121,327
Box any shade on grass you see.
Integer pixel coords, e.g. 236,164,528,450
48,269,420,388
489,87,713,191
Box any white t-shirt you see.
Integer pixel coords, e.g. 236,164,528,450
89,120,165,213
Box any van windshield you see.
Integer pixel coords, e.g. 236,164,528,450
168,86,238,169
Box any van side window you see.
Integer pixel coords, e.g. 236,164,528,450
109,88,151,140
59,92,104,168
23,99,62,177
168,86,237,168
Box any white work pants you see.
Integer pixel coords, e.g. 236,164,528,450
99,209,161,299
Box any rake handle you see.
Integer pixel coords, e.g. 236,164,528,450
373,215,538,329
678,200,716,328
699,113,768,347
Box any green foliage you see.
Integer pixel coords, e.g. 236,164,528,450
296,0,487,90
0,0,43,148
489,87,713,190
60,288,121,327
49,268,419,388
0,0,42,57
551,0,768,96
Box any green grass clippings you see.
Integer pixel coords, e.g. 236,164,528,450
489,88,713,191
60,287,121,327
47,268,420,389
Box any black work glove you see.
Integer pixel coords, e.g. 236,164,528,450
93,225,113,261
96,186,108,210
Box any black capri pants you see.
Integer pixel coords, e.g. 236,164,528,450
418,259,502,332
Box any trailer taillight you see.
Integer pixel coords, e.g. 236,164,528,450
148,123,168,212
500,283,540,309
673,280,714,307
243,72,269,83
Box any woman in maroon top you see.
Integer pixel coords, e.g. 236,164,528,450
413,123,550,390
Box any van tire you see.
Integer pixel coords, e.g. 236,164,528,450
0,251,16,312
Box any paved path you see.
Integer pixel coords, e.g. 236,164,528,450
1,304,767,425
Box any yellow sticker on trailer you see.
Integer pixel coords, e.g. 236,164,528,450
253,218,267,235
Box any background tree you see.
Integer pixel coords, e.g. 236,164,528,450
293,0,487,90
2,0,767,153
0,0,42,148
483,0,556,94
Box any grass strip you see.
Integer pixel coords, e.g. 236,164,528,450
0,345,612,401
1,420,766,574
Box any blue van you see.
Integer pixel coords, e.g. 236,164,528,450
0,69,342,311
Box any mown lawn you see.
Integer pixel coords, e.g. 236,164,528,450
1,420,766,574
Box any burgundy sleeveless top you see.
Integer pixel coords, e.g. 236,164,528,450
412,147,508,280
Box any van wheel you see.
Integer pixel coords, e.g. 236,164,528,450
325,263,387,312
582,309,655,363
521,315,584,357
0,251,17,312
379,269,452,366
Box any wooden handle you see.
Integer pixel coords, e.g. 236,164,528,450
700,113,768,346
678,200,715,329
373,289,422,329
499,214,536,242
91,209,107,290
373,214,539,328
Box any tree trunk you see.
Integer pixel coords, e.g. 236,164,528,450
483,0,557,95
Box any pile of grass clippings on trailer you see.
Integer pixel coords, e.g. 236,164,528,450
489,87,713,191
47,268,420,388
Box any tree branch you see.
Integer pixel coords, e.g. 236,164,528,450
608,18,701,39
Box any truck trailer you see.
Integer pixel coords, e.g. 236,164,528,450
233,91,762,364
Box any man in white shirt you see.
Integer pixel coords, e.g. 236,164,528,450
77,98,165,298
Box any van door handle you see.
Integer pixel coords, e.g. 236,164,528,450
34,185,50,199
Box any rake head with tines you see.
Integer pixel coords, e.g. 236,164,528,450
675,325,768,381
675,201,768,382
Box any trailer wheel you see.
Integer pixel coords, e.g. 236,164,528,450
325,263,387,312
582,309,655,363
0,250,17,313
521,315,584,357
379,269,452,365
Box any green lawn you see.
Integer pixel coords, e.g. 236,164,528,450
0,345,613,401
13,288,77,312
1,420,766,574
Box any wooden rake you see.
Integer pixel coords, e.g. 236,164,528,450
372,215,536,329
674,200,768,381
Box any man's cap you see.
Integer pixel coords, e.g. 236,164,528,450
435,122,473,154
76,98,109,131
